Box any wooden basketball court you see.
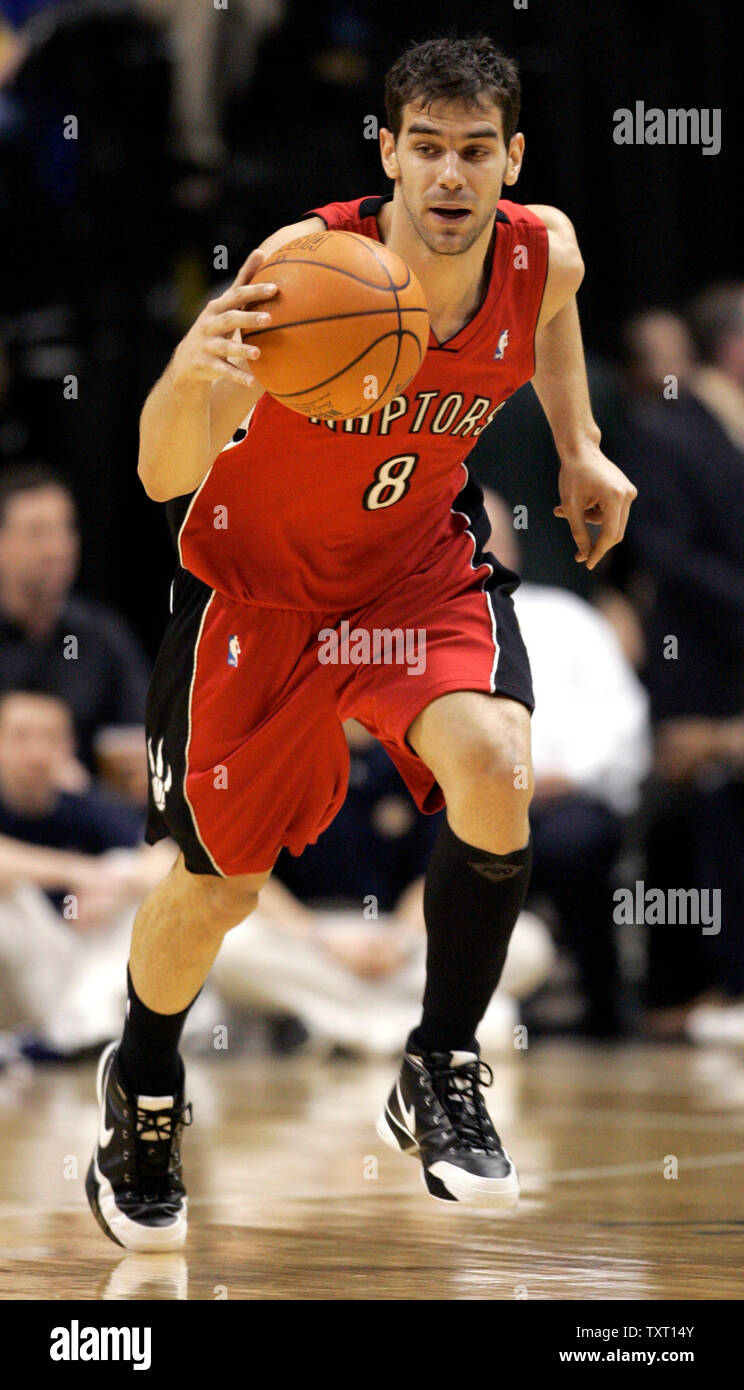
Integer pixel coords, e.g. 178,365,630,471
1,1040,743,1300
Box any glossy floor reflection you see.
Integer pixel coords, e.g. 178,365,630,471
1,1041,744,1299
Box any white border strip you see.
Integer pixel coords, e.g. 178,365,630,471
177,466,213,570
450,461,500,690
176,404,257,568
183,589,225,876
176,408,258,875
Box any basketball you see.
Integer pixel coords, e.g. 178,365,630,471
244,228,430,420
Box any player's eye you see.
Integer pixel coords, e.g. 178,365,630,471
463,147,491,158
414,144,437,155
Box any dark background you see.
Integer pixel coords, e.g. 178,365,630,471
0,0,737,653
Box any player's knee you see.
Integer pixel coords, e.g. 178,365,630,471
456,729,534,806
180,866,263,931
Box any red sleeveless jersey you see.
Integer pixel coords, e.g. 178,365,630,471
177,195,548,611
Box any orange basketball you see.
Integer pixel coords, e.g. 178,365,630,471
245,229,429,420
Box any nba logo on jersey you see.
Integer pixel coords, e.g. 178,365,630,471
227,635,241,667
494,329,509,360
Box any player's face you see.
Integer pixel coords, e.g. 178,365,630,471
388,98,523,256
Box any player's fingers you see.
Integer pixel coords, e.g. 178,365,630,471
213,280,279,310
231,247,266,287
218,364,257,388
618,484,637,540
208,308,273,336
205,337,261,362
558,498,592,563
555,501,600,525
586,498,624,569
616,498,632,546
203,357,257,388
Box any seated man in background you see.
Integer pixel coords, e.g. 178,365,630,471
482,489,651,1037
622,284,744,1040
0,463,151,806
620,307,697,401
0,686,176,1055
212,717,554,1056
0,686,550,1061
273,716,443,916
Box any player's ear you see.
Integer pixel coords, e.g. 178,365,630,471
503,133,525,186
379,128,400,179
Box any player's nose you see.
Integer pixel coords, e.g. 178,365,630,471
436,152,465,188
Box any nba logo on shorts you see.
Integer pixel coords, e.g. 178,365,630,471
227,634,241,667
494,329,509,360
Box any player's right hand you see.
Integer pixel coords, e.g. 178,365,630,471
171,248,278,389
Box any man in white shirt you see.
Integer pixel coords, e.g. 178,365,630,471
482,488,650,1035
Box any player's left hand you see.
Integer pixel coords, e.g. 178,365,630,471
554,446,637,570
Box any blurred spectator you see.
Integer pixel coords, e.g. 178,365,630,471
623,285,744,722
592,585,646,671
0,337,31,467
0,462,151,802
134,0,284,176
482,489,651,1037
688,282,744,450
273,716,442,913
621,308,697,399
0,1,63,81
212,718,555,1056
0,0,174,311
0,2,64,27
471,352,630,600
0,685,177,1052
470,348,646,670
622,283,744,1038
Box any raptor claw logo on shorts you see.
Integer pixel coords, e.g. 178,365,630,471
147,736,172,811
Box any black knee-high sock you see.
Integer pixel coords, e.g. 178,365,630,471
118,966,200,1097
408,818,532,1055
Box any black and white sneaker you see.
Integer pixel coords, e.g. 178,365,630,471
376,1047,520,1208
85,1040,192,1251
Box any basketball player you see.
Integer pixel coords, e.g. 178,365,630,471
87,33,637,1248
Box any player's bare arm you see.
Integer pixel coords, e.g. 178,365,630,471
528,203,638,570
137,217,325,503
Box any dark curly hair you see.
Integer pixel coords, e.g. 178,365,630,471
384,32,521,146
